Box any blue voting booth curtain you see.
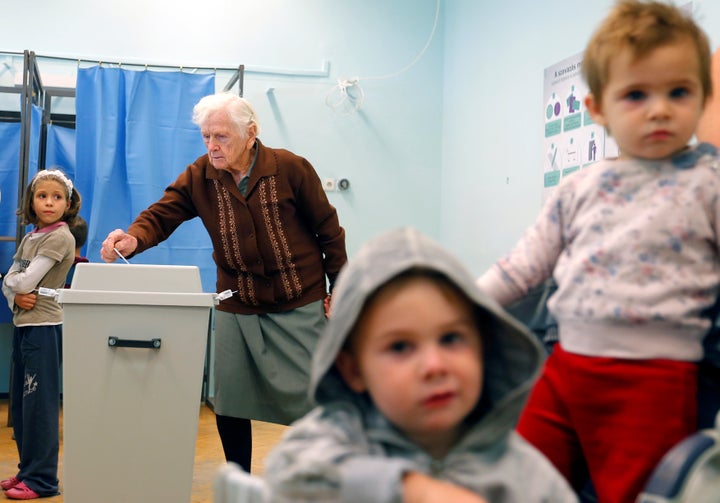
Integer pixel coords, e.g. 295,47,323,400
75,67,216,293
0,105,42,323
46,124,77,183
46,124,79,250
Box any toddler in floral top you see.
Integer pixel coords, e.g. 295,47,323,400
477,2,718,502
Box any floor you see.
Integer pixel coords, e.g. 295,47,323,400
0,399,286,503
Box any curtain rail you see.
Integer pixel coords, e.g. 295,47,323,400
1,51,329,78
0,51,233,72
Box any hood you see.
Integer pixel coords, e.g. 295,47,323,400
311,227,545,427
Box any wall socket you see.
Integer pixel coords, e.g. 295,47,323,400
323,178,336,191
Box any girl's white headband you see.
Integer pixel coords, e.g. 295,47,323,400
32,169,74,200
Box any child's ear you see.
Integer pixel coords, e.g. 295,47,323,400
584,93,607,127
334,351,367,393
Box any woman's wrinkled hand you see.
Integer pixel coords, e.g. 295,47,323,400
100,229,138,263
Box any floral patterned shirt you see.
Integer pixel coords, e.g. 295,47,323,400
478,143,720,360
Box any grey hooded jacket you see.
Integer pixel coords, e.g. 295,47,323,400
264,227,578,503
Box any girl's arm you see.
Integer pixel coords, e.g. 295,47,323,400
2,261,21,309
477,193,566,306
3,255,56,294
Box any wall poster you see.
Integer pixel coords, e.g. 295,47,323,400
542,52,618,202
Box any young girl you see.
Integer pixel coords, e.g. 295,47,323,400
2,168,81,500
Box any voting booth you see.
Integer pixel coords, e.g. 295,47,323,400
57,263,216,503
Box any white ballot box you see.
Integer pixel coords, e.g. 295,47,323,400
57,263,216,503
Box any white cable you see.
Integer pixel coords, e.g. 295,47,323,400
325,77,365,116
362,0,441,82
326,0,441,115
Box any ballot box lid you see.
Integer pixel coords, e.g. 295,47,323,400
70,263,204,293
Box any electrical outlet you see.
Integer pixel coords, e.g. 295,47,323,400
323,178,336,191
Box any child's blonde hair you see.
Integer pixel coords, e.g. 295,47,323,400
582,0,712,106
19,168,82,226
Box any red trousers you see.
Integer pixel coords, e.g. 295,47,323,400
517,345,697,503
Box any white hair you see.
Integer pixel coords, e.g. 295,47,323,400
192,92,260,139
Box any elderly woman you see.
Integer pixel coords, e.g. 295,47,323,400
100,92,347,471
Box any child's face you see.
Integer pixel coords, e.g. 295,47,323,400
585,37,705,160
336,277,483,458
33,179,70,228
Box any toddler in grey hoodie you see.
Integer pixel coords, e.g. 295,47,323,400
264,227,577,503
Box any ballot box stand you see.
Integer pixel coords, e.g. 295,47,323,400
57,263,216,503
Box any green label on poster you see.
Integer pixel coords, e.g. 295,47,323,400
544,170,561,187
563,166,580,177
545,120,561,137
563,114,581,131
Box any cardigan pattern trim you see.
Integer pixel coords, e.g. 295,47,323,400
213,178,257,305
261,175,303,301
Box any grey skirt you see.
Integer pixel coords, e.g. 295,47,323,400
212,300,325,425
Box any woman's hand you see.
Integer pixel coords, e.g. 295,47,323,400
100,229,138,263
14,292,37,310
